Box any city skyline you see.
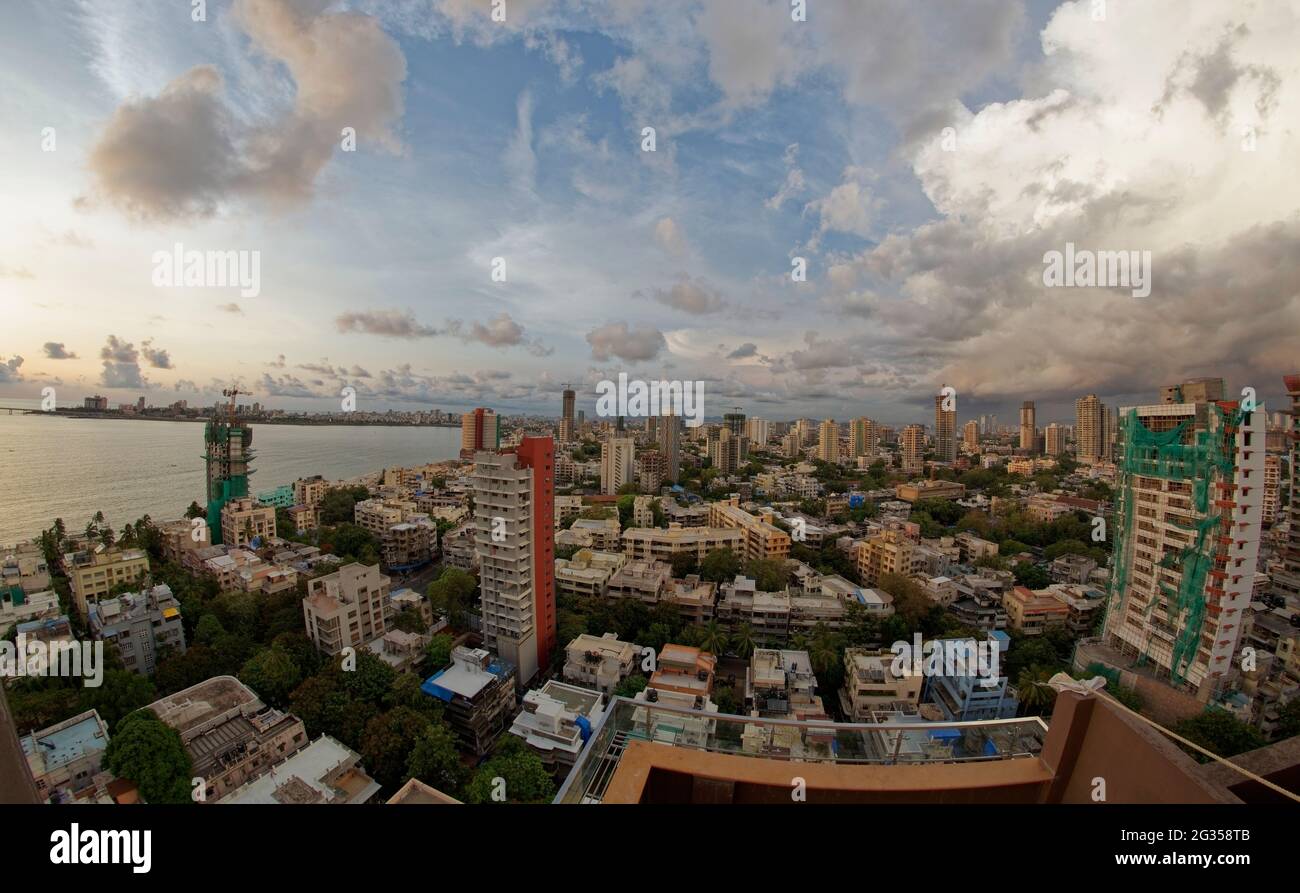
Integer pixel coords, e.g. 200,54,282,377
2,0,1297,424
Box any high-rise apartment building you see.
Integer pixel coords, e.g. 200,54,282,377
708,428,743,474
1019,401,1036,453
934,390,956,463
962,419,979,451
724,412,746,437
473,437,556,684
204,400,254,545
900,424,925,476
1272,374,1300,601
1045,423,1067,457
1103,383,1264,699
849,417,877,458
601,437,636,495
660,412,681,483
559,388,576,444
817,419,840,463
1262,453,1281,526
460,407,499,459
1075,394,1107,463
745,417,770,447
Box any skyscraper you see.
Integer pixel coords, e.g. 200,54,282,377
1103,382,1263,699
1075,394,1107,463
1272,373,1300,601
1019,401,1036,453
461,407,499,458
934,389,956,463
204,391,255,545
724,411,746,437
600,437,636,495
817,419,840,462
660,411,681,482
559,388,575,443
901,424,925,476
1045,422,1066,456
473,436,555,684
962,419,979,451
849,417,877,458
745,417,770,447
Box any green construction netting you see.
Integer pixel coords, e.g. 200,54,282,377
1105,404,1240,686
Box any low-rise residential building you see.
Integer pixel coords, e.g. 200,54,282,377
707,497,791,562
0,586,59,628
716,576,791,643
567,517,623,551
149,676,310,802
303,563,390,656
563,632,640,695
219,735,380,804
555,495,585,525
22,710,111,804
663,575,717,625
924,633,1018,721
606,560,673,604
840,648,923,720
856,528,919,586
895,481,966,502
621,524,742,564
555,549,626,598
1004,585,1071,635
63,546,150,618
221,497,277,548
1046,583,1107,636
508,680,604,778
1,542,51,595
746,648,827,722
421,646,517,757
1049,553,1098,584
365,628,432,673
955,532,1000,563
88,583,186,676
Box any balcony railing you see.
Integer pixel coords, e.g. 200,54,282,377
555,697,1048,804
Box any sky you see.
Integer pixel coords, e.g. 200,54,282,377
1,0,1297,427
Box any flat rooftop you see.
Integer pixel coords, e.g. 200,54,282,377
147,675,260,735
22,712,107,775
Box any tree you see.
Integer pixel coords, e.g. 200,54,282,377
614,674,648,698
699,621,728,657
700,547,741,583
406,722,468,794
427,568,477,630
1013,561,1051,590
360,707,435,790
877,572,930,627
1017,666,1057,716
730,623,757,658
194,614,226,647
1172,709,1268,761
463,736,556,804
104,710,193,804
238,647,302,709
79,670,156,731
425,633,454,671
185,501,205,520
744,558,789,592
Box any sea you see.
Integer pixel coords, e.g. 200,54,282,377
0,400,461,544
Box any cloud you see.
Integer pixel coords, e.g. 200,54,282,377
218,302,244,315
0,263,35,279
99,336,146,388
765,143,805,210
653,217,689,256
805,167,879,244
336,309,440,338
446,312,553,355
650,277,727,315
0,356,24,383
43,342,79,360
505,89,537,193
141,339,173,369
727,342,759,360
586,321,666,362
82,0,407,220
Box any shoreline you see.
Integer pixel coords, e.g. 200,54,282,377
6,410,461,429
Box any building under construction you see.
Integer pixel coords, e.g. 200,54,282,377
204,388,256,546
1102,378,1264,700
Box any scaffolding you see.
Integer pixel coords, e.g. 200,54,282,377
1104,403,1240,687
203,388,256,545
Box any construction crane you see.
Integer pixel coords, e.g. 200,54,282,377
221,386,245,418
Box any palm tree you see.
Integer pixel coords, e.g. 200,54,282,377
699,621,728,657
1017,666,1058,716
730,623,757,659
